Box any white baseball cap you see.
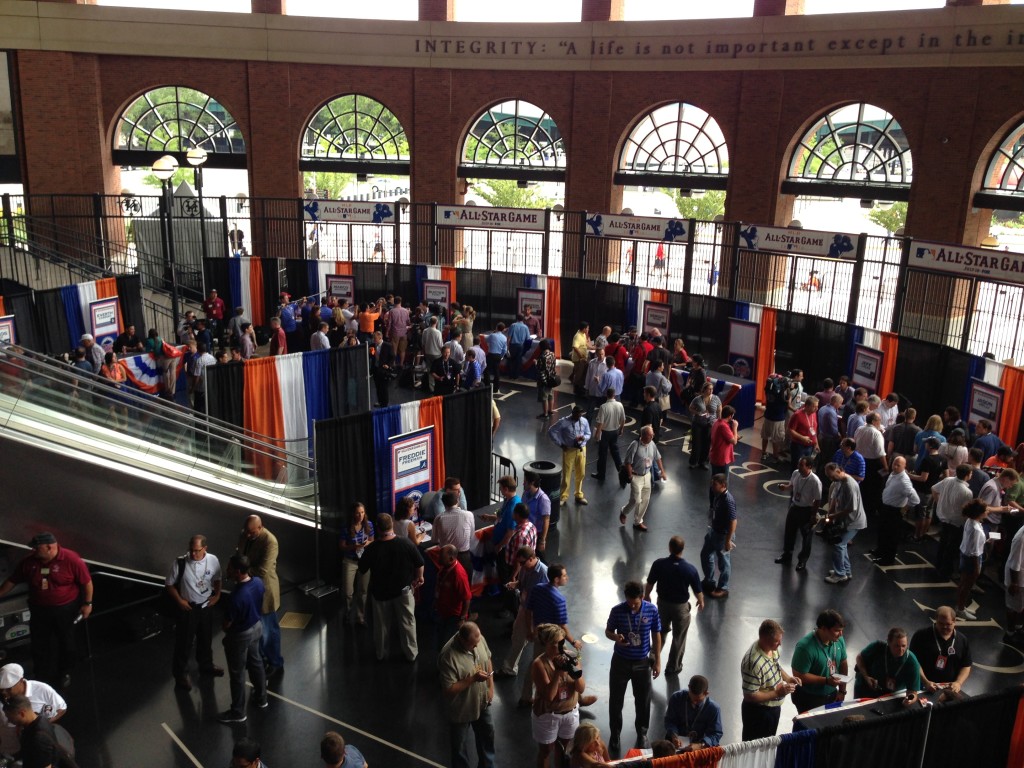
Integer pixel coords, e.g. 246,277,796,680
0,663,24,689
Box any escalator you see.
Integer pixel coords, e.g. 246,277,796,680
0,345,320,585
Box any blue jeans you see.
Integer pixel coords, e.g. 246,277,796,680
449,705,495,768
260,611,284,668
223,622,266,714
831,529,859,577
700,528,731,591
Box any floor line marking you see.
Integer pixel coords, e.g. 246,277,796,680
161,722,206,768
261,688,446,767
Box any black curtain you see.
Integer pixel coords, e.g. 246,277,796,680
261,257,280,318
203,259,231,314
314,412,376,528
283,259,309,302
115,274,145,332
922,688,1020,767
394,265,418,305
1,279,39,353
206,360,244,428
33,289,71,356
814,705,929,768
329,345,370,416
894,338,974,418
774,313,856,388
352,263,387,300
443,387,493,510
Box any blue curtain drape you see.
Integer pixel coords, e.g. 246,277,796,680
734,301,751,321
776,728,816,768
302,348,331,456
60,286,85,345
847,326,866,376
415,265,429,306
227,258,242,319
307,261,321,297
963,355,988,417
371,405,402,514
625,286,639,329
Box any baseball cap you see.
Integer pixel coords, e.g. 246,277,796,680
571,404,584,414
80,334,94,342
29,532,57,547
0,663,24,689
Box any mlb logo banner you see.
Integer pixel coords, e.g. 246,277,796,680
303,199,394,224
910,239,1024,285
390,426,435,512
584,212,687,243
437,205,546,231
738,224,858,259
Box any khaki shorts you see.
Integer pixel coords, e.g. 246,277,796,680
761,418,786,445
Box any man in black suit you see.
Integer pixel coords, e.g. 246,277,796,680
371,330,396,406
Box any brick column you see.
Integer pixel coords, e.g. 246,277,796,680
581,0,624,21
752,0,804,15
252,0,286,13
419,0,454,21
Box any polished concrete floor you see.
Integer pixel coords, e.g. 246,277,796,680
15,379,1024,768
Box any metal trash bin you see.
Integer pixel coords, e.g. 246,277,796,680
522,459,562,527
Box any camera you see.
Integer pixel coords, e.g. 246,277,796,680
554,639,583,680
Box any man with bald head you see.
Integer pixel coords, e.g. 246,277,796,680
619,426,666,532
237,515,283,676
909,607,973,695
872,455,919,566
439,621,494,768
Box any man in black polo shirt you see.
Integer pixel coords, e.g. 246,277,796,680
909,606,973,695
644,536,703,676
2,695,75,768
359,513,425,662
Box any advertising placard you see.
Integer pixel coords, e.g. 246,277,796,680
389,427,435,514
910,240,1024,285
423,280,451,307
966,378,1003,429
437,205,546,231
851,344,883,392
302,199,395,224
738,224,858,259
0,315,15,345
727,318,759,381
326,275,355,302
642,301,671,338
584,212,688,243
89,297,121,353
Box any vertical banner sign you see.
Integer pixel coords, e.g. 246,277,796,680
389,427,435,514
727,318,759,381
0,315,15,344
642,301,671,338
851,344,883,392
325,275,355,302
966,378,1003,430
423,280,451,307
517,288,545,334
89,297,121,353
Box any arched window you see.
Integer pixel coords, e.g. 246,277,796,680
785,103,912,199
113,86,245,168
616,102,729,189
459,100,565,182
974,120,1024,213
300,94,410,174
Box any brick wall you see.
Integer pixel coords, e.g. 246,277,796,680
13,50,1024,245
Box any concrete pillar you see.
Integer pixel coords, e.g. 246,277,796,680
419,0,454,21
252,0,286,13
752,0,804,15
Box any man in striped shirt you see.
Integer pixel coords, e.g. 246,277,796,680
739,619,799,741
605,580,662,752
521,565,581,709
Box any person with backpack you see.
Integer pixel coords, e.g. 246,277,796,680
761,374,790,463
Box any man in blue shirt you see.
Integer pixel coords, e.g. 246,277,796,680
506,314,530,381
319,730,367,768
218,554,267,724
605,580,662,752
817,393,843,466
972,418,1006,462
832,438,866,483
664,675,723,751
496,546,548,680
521,564,581,708
485,323,508,393
548,405,592,506
520,472,551,555
645,536,704,676
598,356,624,400
700,475,738,599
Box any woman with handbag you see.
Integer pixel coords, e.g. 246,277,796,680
645,358,672,413
537,340,559,419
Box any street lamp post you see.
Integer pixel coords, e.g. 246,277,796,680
186,147,209,262
152,154,180,334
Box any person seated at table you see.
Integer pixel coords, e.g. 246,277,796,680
853,627,922,699
426,477,469,521
568,723,611,768
651,740,677,758
393,496,425,545
664,675,722,752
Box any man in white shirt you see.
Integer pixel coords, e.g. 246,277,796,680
165,534,223,691
592,387,626,482
433,491,476,577
310,321,331,351
1004,524,1024,645
421,317,444,392
871,456,919,566
931,464,975,580
877,392,900,430
854,412,888,518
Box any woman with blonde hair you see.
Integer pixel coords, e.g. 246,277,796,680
913,414,946,470
569,723,612,767
458,305,476,353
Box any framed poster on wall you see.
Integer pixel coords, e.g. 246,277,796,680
516,288,545,323
727,318,759,381
423,280,451,308
966,378,1003,429
89,297,121,352
851,344,883,392
0,315,15,345
325,275,355,303
642,301,671,338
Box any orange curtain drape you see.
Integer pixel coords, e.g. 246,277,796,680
249,258,266,328
243,356,285,480
650,289,669,304
441,267,457,307
649,745,724,767
0,297,6,316
334,261,353,276
418,396,446,489
545,278,561,358
1008,691,1024,768
999,364,1024,446
755,307,777,394
878,331,899,397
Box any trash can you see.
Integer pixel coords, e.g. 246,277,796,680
523,459,562,527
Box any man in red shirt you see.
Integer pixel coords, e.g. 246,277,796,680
434,545,472,649
788,396,819,473
605,333,630,373
202,288,226,338
0,533,93,688
269,316,287,356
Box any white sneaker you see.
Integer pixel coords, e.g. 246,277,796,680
957,608,977,621
824,574,850,584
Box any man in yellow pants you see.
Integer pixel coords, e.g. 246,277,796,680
548,405,591,506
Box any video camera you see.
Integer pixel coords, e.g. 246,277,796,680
554,639,583,680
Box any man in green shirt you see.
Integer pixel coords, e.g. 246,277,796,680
439,622,495,768
791,609,849,713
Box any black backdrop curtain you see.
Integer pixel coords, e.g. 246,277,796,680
206,360,244,428
443,387,493,510
203,259,230,315
814,705,929,768
283,259,309,303
1,279,39,353
352,263,387,300
261,258,280,320
329,345,370,416
922,688,1020,767
115,274,145,332
33,289,71,355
